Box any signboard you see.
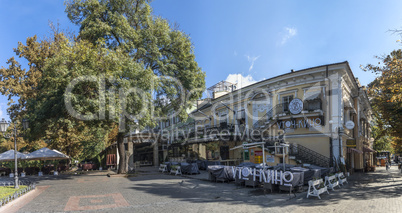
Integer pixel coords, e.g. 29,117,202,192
244,150,249,160
233,167,294,186
345,121,355,130
346,139,356,148
266,155,275,163
289,98,303,115
277,117,322,129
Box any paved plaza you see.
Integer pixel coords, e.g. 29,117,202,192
0,165,401,213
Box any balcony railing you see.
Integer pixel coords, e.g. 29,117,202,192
253,98,323,129
303,98,322,112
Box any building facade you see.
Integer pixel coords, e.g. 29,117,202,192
125,61,373,172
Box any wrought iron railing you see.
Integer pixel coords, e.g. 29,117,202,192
303,98,322,111
289,143,330,167
253,104,282,129
0,180,36,207
253,99,324,129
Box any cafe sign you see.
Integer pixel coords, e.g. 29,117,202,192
289,99,303,115
232,167,294,186
346,139,356,148
345,121,355,130
277,117,322,129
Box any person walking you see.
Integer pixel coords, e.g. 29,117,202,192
386,161,390,171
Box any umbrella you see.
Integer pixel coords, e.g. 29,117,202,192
25,148,69,161
0,150,28,162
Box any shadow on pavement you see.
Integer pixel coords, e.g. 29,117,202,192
125,166,402,208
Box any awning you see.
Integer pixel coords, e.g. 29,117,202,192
304,93,320,100
363,147,376,153
0,150,28,161
347,147,363,154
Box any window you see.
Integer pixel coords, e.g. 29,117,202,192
282,95,293,112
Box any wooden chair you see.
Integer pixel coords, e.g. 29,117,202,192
159,164,168,173
336,172,348,186
307,179,329,199
324,175,340,190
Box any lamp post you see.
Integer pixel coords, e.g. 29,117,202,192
0,118,29,189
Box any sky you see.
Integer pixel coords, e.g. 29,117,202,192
1,0,402,121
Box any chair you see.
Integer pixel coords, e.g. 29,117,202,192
263,182,278,193
336,172,348,185
245,175,260,188
306,179,329,199
324,175,340,190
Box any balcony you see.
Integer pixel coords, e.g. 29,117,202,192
253,98,323,129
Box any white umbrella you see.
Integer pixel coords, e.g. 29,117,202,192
0,150,28,161
25,147,69,161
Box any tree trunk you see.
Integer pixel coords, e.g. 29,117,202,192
117,132,126,174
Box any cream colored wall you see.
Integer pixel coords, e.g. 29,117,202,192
286,136,330,158
199,144,206,159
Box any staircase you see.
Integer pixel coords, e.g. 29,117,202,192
253,104,283,129
289,143,330,168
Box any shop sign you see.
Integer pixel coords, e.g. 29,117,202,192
232,167,294,186
289,98,303,115
266,155,275,163
346,139,356,148
345,121,355,130
277,118,322,129
244,150,249,160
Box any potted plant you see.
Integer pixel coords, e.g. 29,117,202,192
19,161,27,177
53,160,59,175
38,161,44,176
97,155,105,171
7,162,15,178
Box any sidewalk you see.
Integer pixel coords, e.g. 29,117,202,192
1,165,400,212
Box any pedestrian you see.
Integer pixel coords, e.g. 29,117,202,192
386,161,390,171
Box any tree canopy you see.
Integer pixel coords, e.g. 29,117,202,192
364,49,402,153
0,0,206,173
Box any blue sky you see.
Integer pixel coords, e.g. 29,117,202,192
1,0,402,121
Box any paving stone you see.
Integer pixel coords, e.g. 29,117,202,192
0,166,400,212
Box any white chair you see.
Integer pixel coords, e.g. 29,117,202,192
159,164,168,173
336,172,348,185
307,179,329,199
324,175,340,190
170,166,182,176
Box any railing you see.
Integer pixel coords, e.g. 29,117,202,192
0,180,36,207
253,104,282,129
289,143,330,168
303,98,322,111
253,99,324,129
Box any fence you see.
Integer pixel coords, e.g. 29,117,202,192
0,180,36,207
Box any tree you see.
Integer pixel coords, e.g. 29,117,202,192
364,49,402,153
65,0,206,173
0,31,66,153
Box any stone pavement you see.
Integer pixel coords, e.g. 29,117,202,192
0,165,400,213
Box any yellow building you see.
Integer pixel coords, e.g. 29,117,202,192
128,61,373,172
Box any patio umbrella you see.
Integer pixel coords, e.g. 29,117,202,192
25,147,69,161
0,150,28,162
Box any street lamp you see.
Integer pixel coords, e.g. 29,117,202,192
0,118,29,189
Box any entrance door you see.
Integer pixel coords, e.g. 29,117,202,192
220,146,229,160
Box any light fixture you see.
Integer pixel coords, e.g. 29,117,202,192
0,118,8,133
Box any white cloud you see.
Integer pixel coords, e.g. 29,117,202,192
281,27,297,45
225,73,257,89
245,55,260,72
